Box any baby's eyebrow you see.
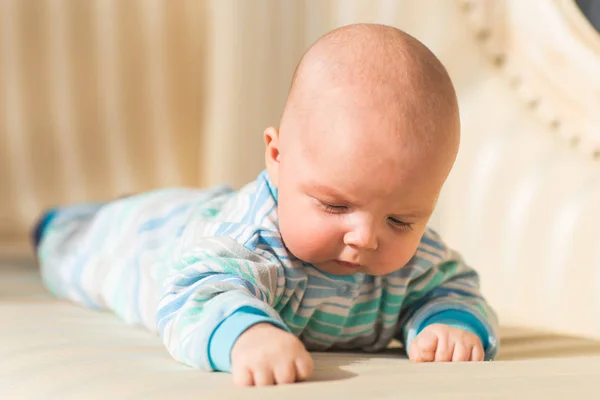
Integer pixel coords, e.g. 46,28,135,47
308,182,355,201
391,209,432,219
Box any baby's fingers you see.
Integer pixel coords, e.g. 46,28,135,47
409,331,438,362
232,367,254,387
433,334,454,362
294,353,314,382
451,341,471,362
273,362,297,385
252,368,275,387
470,341,485,361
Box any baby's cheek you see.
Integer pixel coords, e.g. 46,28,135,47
378,232,424,272
375,252,413,275
280,212,338,262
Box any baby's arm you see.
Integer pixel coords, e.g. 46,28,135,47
398,229,499,362
156,236,312,385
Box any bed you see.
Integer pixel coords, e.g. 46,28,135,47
2,246,600,399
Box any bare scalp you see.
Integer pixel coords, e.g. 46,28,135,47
279,23,461,171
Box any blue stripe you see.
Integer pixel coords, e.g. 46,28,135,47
255,233,284,252
138,204,190,233
157,290,195,333
428,286,482,300
417,247,445,260
420,234,445,251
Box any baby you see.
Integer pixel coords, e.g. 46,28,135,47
33,24,499,386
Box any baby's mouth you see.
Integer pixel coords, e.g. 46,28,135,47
335,260,361,269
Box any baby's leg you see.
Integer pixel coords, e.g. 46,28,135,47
35,202,117,310
34,187,230,331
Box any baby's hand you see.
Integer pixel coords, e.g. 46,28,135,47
230,323,314,386
408,323,484,362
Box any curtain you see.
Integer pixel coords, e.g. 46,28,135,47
0,0,474,243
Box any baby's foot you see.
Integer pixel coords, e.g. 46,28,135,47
31,209,58,249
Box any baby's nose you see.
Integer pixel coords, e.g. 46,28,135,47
343,225,378,251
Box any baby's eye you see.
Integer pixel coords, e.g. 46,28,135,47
318,201,348,214
388,217,413,231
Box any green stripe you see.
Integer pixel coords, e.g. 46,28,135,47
403,261,459,305
302,329,334,345
346,312,377,327
349,297,380,315
307,319,342,337
312,309,346,325
340,327,372,338
280,306,310,334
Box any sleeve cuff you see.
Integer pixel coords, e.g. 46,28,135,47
208,306,290,372
405,309,498,361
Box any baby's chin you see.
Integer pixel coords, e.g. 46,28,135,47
314,261,362,276
310,260,393,277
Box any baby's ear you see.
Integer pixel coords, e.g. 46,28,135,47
263,127,280,187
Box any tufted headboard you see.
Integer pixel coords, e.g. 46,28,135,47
438,0,600,341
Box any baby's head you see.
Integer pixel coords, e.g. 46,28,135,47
264,24,460,276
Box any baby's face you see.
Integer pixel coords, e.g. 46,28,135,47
273,96,455,276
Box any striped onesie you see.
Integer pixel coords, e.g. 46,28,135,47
35,170,499,372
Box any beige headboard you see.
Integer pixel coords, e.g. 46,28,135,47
1,0,599,341
439,0,600,341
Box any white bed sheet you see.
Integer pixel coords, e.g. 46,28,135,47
1,250,600,399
